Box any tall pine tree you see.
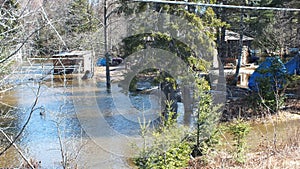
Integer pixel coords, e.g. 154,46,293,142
65,0,97,34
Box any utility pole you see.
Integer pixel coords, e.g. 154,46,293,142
104,0,111,89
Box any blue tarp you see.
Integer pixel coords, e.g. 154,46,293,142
248,57,287,91
96,58,107,66
284,54,300,75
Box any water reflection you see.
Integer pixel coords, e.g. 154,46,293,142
95,82,154,136
0,72,299,168
0,80,84,168
0,75,166,168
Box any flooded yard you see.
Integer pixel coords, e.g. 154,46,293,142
0,79,84,168
0,71,174,168
0,65,299,168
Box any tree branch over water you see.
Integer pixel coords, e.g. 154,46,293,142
0,83,41,157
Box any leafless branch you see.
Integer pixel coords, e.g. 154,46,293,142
0,129,35,169
40,6,68,50
0,83,41,156
0,25,46,64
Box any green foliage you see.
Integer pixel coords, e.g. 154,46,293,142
287,75,300,88
118,0,222,63
65,0,97,34
33,17,57,55
135,140,191,169
119,32,201,66
134,102,191,169
117,1,219,100
161,100,178,128
222,0,300,52
0,0,20,60
197,127,222,157
255,77,286,113
188,57,211,72
254,58,287,113
0,0,20,76
0,0,19,39
228,119,251,163
129,76,138,91
192,77,221,157
33,0,98,54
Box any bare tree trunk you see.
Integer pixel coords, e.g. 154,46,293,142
232,8,244,86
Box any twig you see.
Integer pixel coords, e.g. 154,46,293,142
0,84,41,156
55,121,67,169
0,129,35,169
40,6,68,50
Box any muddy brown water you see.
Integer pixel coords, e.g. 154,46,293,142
220,118,300,153
0,72,299,168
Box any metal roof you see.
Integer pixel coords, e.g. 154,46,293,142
53,51,91,57
225,30,254,41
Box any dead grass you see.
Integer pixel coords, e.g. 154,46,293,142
186,127,300,169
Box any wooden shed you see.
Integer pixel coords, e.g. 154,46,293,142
223,30,254,65
52,51,94,74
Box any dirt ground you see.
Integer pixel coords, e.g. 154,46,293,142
94,65,126,82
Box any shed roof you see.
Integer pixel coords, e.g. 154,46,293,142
53,51,91,57
225,30,254,41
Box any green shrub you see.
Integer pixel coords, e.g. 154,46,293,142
134,103,191,169
192,77,222,157
228,119,251,163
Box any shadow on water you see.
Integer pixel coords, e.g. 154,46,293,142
95,82,158,136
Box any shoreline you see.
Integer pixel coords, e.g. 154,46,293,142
94,65,126,83
94,65,300,124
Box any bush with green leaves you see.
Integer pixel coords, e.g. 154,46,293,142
133,75,224,168
228,119,251,163
134,102,191,169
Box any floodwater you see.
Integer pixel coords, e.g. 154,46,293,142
0,64,299,168
220,118,300,153
0,68,179,168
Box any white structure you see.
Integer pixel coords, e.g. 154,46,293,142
52,51,94,74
